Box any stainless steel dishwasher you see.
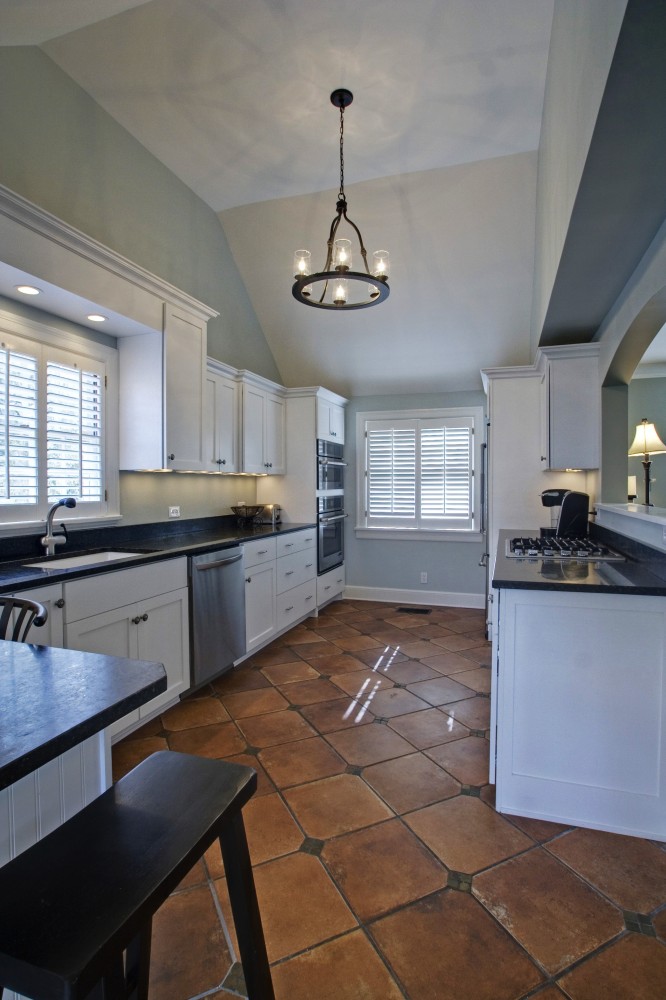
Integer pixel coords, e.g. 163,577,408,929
189,546,246,687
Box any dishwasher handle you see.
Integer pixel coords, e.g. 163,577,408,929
193,551,243,571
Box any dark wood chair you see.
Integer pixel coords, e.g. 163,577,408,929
0,596,48,642
0,751,274,1000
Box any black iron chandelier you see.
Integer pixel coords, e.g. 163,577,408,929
292,89,390,310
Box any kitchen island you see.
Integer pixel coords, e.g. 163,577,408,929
491,530,666,842
0,640,166,864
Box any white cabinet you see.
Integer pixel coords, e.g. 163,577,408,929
119,305,208,471
12,583,65,647
538,345,600,471
317,565,346,607
243,531,316,651
244,538,277,652
494,586,666,841
240,377,285,475
205,362,239,472
316,395,345,444
64,559,189,740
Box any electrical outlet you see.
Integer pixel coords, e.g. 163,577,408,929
169,506,181,518
420,571,428,584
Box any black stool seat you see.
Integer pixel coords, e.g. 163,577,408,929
0,751,274,1000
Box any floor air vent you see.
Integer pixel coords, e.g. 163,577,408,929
397,607,431,615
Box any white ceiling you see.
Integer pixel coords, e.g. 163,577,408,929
1,0,569,394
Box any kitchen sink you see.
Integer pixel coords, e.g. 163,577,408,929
28,551,145,570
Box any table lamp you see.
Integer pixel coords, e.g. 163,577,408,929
628,418,666,506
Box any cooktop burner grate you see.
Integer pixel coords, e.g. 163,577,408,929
506,537,626,561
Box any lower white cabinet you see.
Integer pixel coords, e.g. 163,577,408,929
494,586,666,841
317,565,345,608
64,559,190,741
243,530,316,652
11,583,65,647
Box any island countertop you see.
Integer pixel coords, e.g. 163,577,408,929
0,640,166,790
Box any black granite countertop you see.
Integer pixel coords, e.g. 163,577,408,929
492,529,666,595
0,641,166,789
0,518,316,593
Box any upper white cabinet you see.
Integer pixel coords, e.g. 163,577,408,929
205,361,239,473
240,375,286,475
316,395,345,444
538,345,600,471
120,305,208,471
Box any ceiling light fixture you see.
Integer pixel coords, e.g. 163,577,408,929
87,314,107,323
15,284,41,296
292,89,390,311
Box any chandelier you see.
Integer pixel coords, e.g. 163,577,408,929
292,89,390,310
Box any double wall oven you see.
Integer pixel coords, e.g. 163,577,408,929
316,439,347,574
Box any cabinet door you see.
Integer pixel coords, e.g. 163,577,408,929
539,349,600,471
241,383,268,474
66,606,140,739
264,392,286,474
12,583,65,647
205,369,238,472
136,588,190,716
317,398,345,444
164,305,206,471
245,561,276,650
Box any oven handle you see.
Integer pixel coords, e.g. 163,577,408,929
318,513,348,524
317,458,347,467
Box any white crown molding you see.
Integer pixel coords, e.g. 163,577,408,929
0,184,218,322
632,361,666,380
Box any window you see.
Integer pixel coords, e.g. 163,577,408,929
0,310,118,528
357,407,483,537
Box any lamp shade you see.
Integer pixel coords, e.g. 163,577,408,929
628,419,666,457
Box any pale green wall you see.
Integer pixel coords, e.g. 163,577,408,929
345,391,486,599
0,46,280,381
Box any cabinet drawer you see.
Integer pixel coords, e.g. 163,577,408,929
276,549,316,594
276,579,316,630
317,565,345,606
243,537,277,568
276,529,316,558
64,558,188,622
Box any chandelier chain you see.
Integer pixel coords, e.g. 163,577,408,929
338,103,345,200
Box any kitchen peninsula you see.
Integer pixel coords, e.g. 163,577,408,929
491,523,666,843
0,640,166,864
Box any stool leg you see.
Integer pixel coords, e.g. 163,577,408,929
219,812,275,1000
124,921,152,1000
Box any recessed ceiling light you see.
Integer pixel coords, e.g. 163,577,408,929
16,284,41,296
87,314,107,323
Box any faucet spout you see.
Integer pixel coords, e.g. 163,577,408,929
41,497,77,557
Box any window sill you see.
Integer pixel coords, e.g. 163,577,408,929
354,526,483,543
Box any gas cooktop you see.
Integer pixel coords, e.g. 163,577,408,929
506,537,626,561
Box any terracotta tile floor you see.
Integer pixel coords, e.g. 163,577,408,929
113,599,666,999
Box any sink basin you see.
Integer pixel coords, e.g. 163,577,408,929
29,551,144,570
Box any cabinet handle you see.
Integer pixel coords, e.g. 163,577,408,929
306,594,314,601
258,548,268,555
285,605,294,612
324,585,331,591
168,453,175,461
217,458,226,465
306,563,313,569
285,543,293,548
245,576,252,583
541,455,547,461
285,570,294,576
141,613,148,622
132,615,141,624
54,598,65,609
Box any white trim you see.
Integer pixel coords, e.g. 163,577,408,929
344,584,484,609
354,527,483,543
632,362,666,379
0,184,218,322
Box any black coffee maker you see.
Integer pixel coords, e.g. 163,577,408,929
540,489,589,538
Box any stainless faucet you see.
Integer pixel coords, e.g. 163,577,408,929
41,497,77,556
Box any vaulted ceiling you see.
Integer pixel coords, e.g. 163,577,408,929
6,0,661,394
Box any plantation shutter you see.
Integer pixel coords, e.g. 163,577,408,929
0,345,39,505
46,352,104,503
365,414,474,530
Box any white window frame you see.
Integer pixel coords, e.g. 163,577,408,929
355,406,484,542
0,308,120,535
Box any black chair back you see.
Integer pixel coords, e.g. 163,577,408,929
0,597,48,642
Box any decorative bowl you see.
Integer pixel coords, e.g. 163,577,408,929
231,505,264,521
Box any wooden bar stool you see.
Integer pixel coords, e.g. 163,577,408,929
0,751,275,1000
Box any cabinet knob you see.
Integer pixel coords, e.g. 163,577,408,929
141,613,148,622
541,455,547,462
168,453,175,461
245,576,251,583
217,458,226,465
55,598,65,609
132,615,141,624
